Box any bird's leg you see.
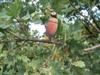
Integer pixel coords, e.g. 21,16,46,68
48,36,52,41
48,35,56,42
44,35,52,42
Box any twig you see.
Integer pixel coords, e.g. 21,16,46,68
4,29,63,45
6,30,23,39
16,38,63,45
0,38,63,45
84,44,100,51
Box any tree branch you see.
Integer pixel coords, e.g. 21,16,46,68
7,30,23,39
17,38,63,45
0,38,63,45
4,29,63,45
84,44,100,51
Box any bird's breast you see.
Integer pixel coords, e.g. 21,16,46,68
46,21,58,36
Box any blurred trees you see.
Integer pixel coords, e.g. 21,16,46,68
0,0,100,75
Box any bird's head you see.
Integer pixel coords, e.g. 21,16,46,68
50,11,57,18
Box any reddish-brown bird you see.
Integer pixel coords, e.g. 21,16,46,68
45,11,58,40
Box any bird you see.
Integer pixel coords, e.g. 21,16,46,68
45,11,58,41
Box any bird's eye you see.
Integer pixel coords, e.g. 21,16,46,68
51,11,56,16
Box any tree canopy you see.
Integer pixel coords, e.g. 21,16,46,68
0,0,100,75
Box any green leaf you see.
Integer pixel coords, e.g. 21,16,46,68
0,9,11,19
21,12,30,20
0,32,5,37
0,51,8,58
6,0,23,17
49,61,63,75
0,25,9,29
17,55,30,63
72,60,86,68
28,59,41,69
50,0,69,14
28,5,36,14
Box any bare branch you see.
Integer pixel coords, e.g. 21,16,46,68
84,44,100,51
7,30,23,39
0,38,63,45
17,38,63,45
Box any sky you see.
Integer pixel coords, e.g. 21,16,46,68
29,22,46,37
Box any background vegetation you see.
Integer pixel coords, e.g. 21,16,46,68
0,0,100,75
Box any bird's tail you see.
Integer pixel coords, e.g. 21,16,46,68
42,34,50,41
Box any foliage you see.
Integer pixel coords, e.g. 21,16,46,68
0,0,100,75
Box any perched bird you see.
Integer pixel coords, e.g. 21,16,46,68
45,11,58,41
